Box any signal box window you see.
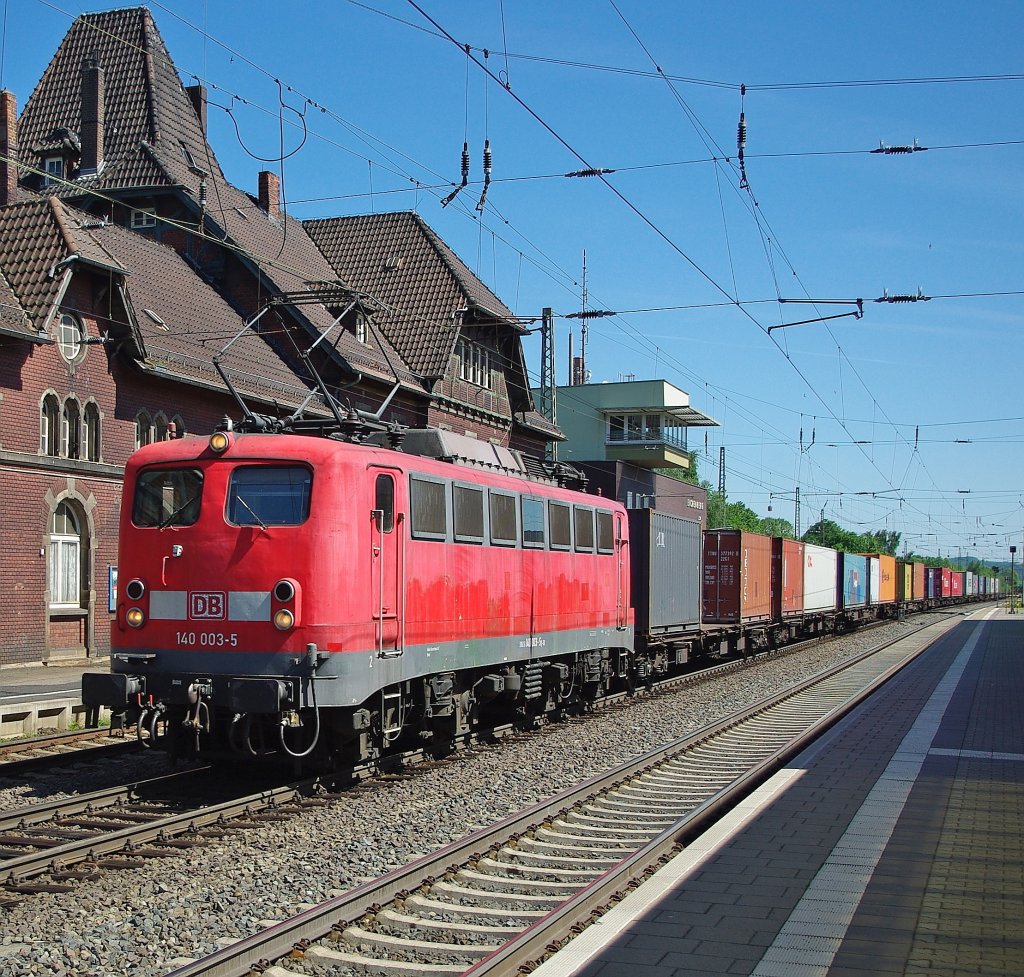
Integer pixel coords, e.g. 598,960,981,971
410,476,447,540
374,474,394,533
489,491,517,546
453,484,485,543
596,510,614,554
574,506,595,551
227,466,312,526
549,502,571,550
133,468,203,528
521,498,546,548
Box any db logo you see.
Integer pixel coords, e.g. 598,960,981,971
190,592,226,620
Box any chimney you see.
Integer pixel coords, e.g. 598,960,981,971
80,54,105,175
186,84,207,135
0,90,17,207
258,170,280,219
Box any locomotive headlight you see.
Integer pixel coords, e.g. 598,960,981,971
126,607,146,628
273,608,295,631
209,431,231,453
125,578,146,601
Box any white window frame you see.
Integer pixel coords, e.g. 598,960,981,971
43,156,65,187
56,313,84,363
62,397,81,459
131,207,157,229
48,503,81,608
41,393,60,456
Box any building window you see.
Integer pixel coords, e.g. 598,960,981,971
154,412,169,442
457,338,493,389
62,398,81,459
131,207,157,229
43,156,65,187
83,402,101,461
171,414,186,439
56,313,84,363
41,394,60,456
49,502,82,607
135,411,152,449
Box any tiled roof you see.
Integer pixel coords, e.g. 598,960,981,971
89,221,319,408
304,211,521,380
0,265,31,338
18,7,417,392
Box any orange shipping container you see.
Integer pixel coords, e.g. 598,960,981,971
771,537,805,619
912,562,926,601
861,553,897,604
703,529,773,623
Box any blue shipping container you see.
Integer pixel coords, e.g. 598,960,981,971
838,552,868,609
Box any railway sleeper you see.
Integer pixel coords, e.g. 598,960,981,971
475,854,600,883
339,923,497,962
305,943,464,975
428,878,562,910
502,844,621,868
521,833,637,857
455,866,582,896
403,892,545,924
548,816,654,841
377,906,519,940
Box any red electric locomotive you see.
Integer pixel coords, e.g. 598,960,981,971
83,424,633,765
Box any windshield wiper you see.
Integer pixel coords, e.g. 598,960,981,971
234,494,268,531
158,495,198,530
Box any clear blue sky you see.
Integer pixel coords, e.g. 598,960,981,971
7,1,1023,564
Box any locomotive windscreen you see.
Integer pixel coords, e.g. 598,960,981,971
132,468,203,527
226,466,312,526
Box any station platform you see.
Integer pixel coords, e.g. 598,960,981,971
0,660,102,738
534,606,1022,977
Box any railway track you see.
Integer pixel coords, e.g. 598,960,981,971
160,613,953,977
0,726,140,775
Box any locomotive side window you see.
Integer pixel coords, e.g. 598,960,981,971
133,468,203,527
227,466,311,526
549,501,571,550
374,474,394,533
521,497,546,548
574,506,595,552
410,475,448,540
453,484,484,543
596,510,614,554
489,491,517,546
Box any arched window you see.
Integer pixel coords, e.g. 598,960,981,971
56,313,85,363
135,411,152,449
41,394,60,456
49,502,82,607
154,412,169,442
171,415,186,439
62,398,81,459
83,402,101,461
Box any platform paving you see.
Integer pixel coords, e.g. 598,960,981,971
533,607,1022,977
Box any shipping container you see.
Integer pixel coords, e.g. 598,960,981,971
862,553,897,604
629,509,702,637
838,552,868,609
702,529,773,623
913,562,926,601
940,567,952,598
771,538,805,619
950,571,964,597
802,543,838,613
925,566,941,599
965,571,975,596
866,556,880,605
896,561,913,602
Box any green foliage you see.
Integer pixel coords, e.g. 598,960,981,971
800,519,901,555
656,451,699,485
702,484,795,538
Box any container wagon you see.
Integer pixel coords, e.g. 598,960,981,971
702,529,772,624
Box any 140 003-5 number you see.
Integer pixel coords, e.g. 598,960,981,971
176,631,238,647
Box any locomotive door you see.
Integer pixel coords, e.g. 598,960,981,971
616,512,629,629
370,470,404,658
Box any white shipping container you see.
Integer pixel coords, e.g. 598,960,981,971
867,557,880,605
803,543,838,612
966,571,975,596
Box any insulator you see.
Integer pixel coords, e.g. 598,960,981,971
460,142,470,180
482,139,492,177
737,114,747,150
199,180,207,207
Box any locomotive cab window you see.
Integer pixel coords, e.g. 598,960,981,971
596,510,614,554
410,475,448,540
374,474,394,533
489,491,517,546
521,497,546,548
227,466,311,526
453,484,484,543
133,468,203,528
574,506,595,552
549,501,571,550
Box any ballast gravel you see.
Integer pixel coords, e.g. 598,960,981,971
0,614,963,977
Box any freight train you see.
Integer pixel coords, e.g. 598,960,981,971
82,421,995,767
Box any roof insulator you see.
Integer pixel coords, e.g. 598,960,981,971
875,288,931,303
870,139,927,154
565,167,615,178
